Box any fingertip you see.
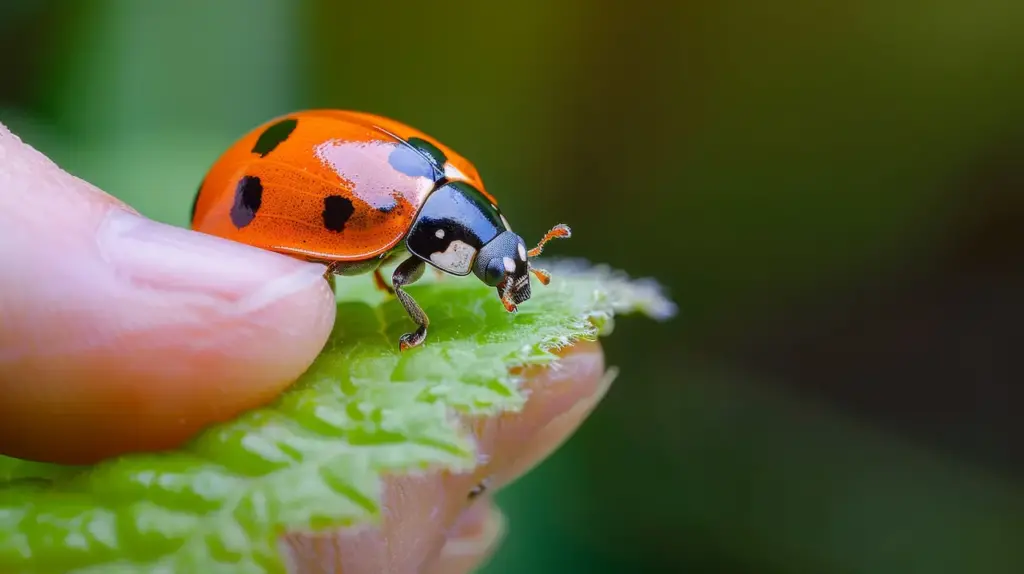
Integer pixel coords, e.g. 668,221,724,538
277,341,610,572
1,209,338,463
483,340,610,490
423,500,506,574
0,253,337,464
1,121,342,464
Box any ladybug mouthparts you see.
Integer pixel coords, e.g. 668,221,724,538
497,272,531,312
505,274,532,305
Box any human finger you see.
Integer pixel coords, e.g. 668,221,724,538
0,123,336,464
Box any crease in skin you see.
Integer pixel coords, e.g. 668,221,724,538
424,501,506,574
0,278,299,364
93,208,330,317
0,278,331,392
234,265,332,315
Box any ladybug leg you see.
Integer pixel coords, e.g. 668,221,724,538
392,256,429,351
373,268,396,295
323,261,343,293
323,261,341,278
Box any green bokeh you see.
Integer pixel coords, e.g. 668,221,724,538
2,1,1022,572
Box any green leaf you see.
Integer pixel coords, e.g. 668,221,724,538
0,260,674,573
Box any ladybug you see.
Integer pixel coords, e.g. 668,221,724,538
190,110,570,351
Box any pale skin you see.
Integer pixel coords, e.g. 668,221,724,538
0,123,611,573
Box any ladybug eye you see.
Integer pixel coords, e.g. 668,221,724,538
484,258,506,286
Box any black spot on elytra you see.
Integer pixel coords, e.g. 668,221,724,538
322,195,355,233
407,137,448,170
189,179,203,223
251,118,298,157
230,176,263,228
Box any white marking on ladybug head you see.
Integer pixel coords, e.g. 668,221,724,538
517,243,527,261
435,228,445,239
500,213,512,231
430,240,476,275
503,256,516,273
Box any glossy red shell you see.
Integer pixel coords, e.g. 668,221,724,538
190,110,492,262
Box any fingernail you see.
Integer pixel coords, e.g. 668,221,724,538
96,208,328,306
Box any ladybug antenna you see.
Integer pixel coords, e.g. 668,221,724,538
529,266,552,285
528,223,571,258
526,223,571,286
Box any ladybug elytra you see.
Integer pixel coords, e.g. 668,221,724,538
190,110,570,351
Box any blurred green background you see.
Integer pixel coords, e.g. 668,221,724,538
3,1,1023,572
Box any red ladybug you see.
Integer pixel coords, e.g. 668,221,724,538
190,110,570,350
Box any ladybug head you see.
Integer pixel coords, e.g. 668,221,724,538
472,224,571,312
